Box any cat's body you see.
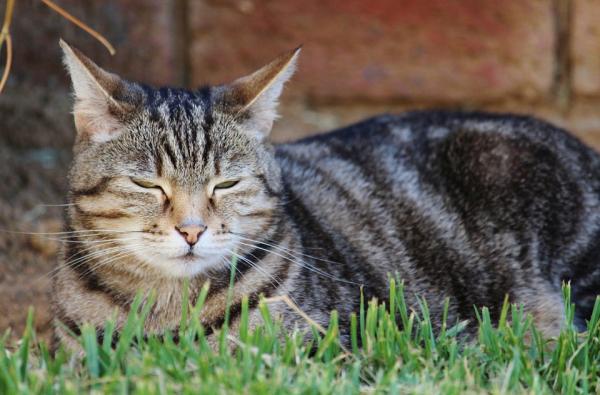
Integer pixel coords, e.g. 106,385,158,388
276,111,600,339
52,42,600,350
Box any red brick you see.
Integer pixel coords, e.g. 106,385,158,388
7,0,178,88
189,0,554,103
573,0,600,96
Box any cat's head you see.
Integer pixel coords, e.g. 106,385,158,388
60,40,299,278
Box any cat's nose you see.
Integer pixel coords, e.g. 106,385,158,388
175,223,207,246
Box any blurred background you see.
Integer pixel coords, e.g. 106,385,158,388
0,0,597,340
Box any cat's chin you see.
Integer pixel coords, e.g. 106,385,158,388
157,258,212,278
138,253,222,279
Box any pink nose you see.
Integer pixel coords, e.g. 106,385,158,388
175,223,206,246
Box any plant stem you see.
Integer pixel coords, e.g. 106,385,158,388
41,0,116,55
0,0,15,93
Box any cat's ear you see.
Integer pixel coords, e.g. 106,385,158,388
221,47,301,139
60,39,134,143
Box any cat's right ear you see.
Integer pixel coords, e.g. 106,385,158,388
219,47,300,140
60,39,134,143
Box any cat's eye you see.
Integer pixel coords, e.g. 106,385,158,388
214,180,239,190
131,178,165,194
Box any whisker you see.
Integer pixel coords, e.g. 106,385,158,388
232,230,327,253
0,228,141,236
33,236,145,281
56,246,127,275
68,242,153,281
36,203,77,207
79,245,150,278
221,256,245,283
233,234,362,290
36,235,141,245
235,240,362,287
38,242,145,282
228,250,283,290
232,250,303,306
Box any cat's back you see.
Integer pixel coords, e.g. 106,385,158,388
278,110,597,162
275,111,600,193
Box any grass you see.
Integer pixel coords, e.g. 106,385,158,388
0,280,599,394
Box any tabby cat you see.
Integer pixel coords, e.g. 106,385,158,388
53,40,600,350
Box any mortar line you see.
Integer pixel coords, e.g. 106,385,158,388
553,0,572,112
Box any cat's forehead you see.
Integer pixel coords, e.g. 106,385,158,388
120,85,255,181
139,85,213,123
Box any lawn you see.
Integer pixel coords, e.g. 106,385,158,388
1,280,598,394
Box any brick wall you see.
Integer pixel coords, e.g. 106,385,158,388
2,0,600,146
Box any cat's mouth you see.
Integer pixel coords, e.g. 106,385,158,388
180,251,196,261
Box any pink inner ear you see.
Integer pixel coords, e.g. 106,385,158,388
74,100,124,143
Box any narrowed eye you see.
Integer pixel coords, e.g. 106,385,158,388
214,180,239,190
131,178,164,193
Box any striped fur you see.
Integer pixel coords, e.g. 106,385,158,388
53,44,600,350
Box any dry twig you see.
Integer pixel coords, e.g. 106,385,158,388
264,295,351,354
0,0,115,93
0,0,15,93
41,0,115,55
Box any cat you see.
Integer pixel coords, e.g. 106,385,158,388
52,39,600,351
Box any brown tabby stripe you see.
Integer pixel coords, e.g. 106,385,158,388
74,203,131,219
227,189,261,200
162,137,179,169
155,148,164,176
65,243,134,308
55,304,81,337
71,177,111,197
104,190,147,200
173,114,188,156
255,174,280,198
239,208,275,218
213,147,221,175
64,242,105,293
199,86,214,169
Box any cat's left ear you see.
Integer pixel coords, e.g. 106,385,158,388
220,47,301,139
60,39,136,144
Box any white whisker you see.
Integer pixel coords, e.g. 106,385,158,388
235,239,362,287
235,234,340,266
36,203,77,207
38,241,148,282
228,250,283,290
